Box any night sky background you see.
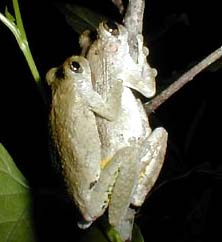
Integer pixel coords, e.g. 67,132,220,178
0,0,221,241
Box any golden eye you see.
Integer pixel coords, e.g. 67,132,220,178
103,21,119,36
70,61,83,73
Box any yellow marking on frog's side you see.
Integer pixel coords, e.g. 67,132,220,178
100,157,112,169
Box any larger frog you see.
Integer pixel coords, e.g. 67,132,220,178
83,21,168,240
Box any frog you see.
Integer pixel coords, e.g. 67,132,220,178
80,21,157,98
46,55,150,231
82,21,168,240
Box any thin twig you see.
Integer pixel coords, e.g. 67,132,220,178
145,46,222,115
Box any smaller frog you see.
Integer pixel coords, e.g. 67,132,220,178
46,55,122,121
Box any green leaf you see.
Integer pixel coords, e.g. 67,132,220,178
80,217,144,242
55,3,107,34
0,143,36,242
80,225,109,242
4,6,15,23
0,1,44,104
132,224,144,242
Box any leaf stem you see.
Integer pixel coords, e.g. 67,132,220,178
12,0,26,39
0,0,47,105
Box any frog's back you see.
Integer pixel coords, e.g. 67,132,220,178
50,81,102,199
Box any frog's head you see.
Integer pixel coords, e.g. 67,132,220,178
97,21,129,55
99,21,128,41
46,56,91,91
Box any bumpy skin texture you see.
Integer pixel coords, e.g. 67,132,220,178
86,22,157,98
47,20,168,242
86,21,156,157
46,56,124,223
85,21,168,241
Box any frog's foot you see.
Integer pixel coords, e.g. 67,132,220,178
88,79,123,121
136,34,157,98
79,30,93,57
131,127,168,206
113,207,136,242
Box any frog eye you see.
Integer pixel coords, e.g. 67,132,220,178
103,21,119,36
70,61,83,73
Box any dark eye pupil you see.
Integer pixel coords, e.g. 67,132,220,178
70,61,82,73
103,21,119,36
105,21,118,31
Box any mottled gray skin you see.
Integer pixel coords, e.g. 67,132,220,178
46,56,128,224
85,22,168,241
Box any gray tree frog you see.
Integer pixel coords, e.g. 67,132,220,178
81,21,157,98
83,21,168,240
46,55,146,230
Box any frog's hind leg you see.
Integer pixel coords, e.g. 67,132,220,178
82,147,137,226
108,127,167,241
78,146,139,241
113,128,168,240
131,127,168,207
108,147,141,241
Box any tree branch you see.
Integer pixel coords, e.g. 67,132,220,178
145,46,222,115
110,0,124,14
124,0,145,60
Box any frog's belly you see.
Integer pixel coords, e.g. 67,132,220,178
97,87,151,159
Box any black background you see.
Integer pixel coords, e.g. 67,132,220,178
0,0,221,241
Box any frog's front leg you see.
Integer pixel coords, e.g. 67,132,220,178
123,34,157,98
87,78,123,121
137,34,157,95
